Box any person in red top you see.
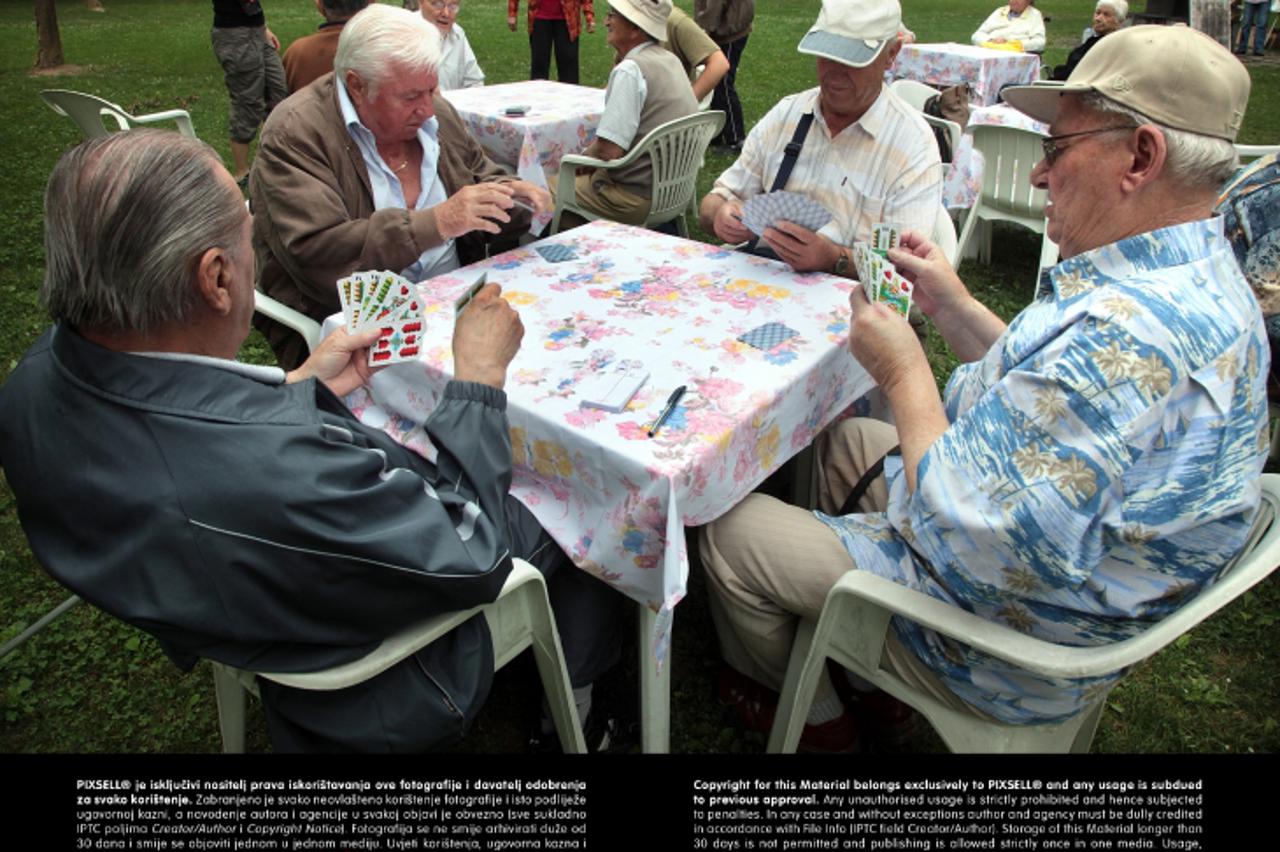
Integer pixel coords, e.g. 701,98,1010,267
508,0,595,85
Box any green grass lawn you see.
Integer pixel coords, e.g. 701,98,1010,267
1,0,1277,754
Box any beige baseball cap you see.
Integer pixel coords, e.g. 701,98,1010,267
1002,25,1250,142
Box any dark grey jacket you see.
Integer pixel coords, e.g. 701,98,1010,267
0,325,516,751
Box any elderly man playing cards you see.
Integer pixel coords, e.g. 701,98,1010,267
697,0,941,276
252,4,550,370
0,129,623,753
700,26,1267,753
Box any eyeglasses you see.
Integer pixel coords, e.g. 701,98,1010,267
426,1,460,12
1040,126,1134,166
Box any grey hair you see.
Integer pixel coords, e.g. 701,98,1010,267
323,0,371,18
1096,0,1128,20
41,129,246,336
1080,92,1238,192
334,4,441,97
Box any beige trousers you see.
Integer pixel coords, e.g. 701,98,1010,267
556,169,651,230
699,418,984,716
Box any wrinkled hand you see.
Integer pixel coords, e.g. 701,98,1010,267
435,183,518,239
711,199,753,244
508,15,517,32
265,28,281,52
507,180,552,217
762,221,842,273
847,287,929,394
453,284,524,389
885,229,968,319
287,327,382,397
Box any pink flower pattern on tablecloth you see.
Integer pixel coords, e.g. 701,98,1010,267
328,221,877,662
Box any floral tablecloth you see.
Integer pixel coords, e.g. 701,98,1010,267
944,104,1049,211
888,42,1042,107
441,80,604,194
328,221,875,664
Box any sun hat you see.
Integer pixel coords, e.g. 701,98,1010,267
608,0,672,43
1002,25,1250,141
797,0,902,69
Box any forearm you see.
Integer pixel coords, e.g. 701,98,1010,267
930,294,1006,363
692,51,730,101
880,362,950,494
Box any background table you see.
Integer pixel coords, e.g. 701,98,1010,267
888,42,1041,107
441,80,605,194
330,220,875,751
944,103,1049,211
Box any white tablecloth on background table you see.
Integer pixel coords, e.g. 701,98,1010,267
888,42,1042,107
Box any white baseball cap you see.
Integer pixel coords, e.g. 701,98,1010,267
797,0,902,69
608,0,672,43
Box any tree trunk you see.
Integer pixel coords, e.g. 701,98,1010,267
34,0,65,69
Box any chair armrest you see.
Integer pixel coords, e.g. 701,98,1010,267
253,290,322,354
132,109,197,139
256,560,538,691
831,508,1279,681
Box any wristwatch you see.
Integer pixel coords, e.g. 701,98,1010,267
832,248,850,276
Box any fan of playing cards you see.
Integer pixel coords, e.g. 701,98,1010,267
337,270,425,366
741,191,833,236
853,223,914,319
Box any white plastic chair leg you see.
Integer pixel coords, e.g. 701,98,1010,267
211,662,247,753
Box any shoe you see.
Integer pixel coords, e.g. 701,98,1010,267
1234,47,1247,55
717,665,860,753
1254,51,1266,57
826,659,921,750
527,708,620,754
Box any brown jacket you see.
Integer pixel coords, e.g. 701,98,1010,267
281,22,345,94
250,73,525,369
694,0,754,44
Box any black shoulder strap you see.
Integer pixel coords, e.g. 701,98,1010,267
743,111,815,254
836,445,900,516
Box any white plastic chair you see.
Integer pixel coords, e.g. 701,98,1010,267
1236,144,1280,164
40,89,197,139
956,123,1059,278
552,111,725,237
888,79,962,166
253,290,322,355
767,473,1280,754
212,559,588,754
932,206,959,268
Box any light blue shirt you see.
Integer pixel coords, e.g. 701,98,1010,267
819,218,1269,724
337,78,459,281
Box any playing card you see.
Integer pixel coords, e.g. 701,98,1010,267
455,273,487,315
738,322,800,351
368,316,425,366
876,270,913,318
357,271,397,331
535,244,578,263
871,223,903,256
740,191,833,236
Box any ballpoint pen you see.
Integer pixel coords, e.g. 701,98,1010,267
648,385,686,438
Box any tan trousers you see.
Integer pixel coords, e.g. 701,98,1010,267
699,418,984,717
556,169,651,231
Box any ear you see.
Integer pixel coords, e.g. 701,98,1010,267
882,37,904,68
1119,125,1168,195
194,247,235,317
345,70,366,107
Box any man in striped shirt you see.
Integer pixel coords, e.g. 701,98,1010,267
698,0,941,275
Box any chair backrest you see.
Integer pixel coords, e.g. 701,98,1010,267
253,290,323,355
637,110,726,227
40,89,132,138
970,123,1049,220
887,79,939,112
932,207,959,268
41,88,198,140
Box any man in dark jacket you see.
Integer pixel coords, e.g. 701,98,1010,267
0,129,620,752
695,0,754,150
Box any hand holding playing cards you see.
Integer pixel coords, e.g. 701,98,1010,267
884,229,968,319
507,180,551,217
453,284,523,390
847,287,929,398
287,327,382,397
436,183,519,239
710,198,753,244
762,221,842,273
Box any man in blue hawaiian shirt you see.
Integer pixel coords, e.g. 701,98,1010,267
700,25,1266,751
